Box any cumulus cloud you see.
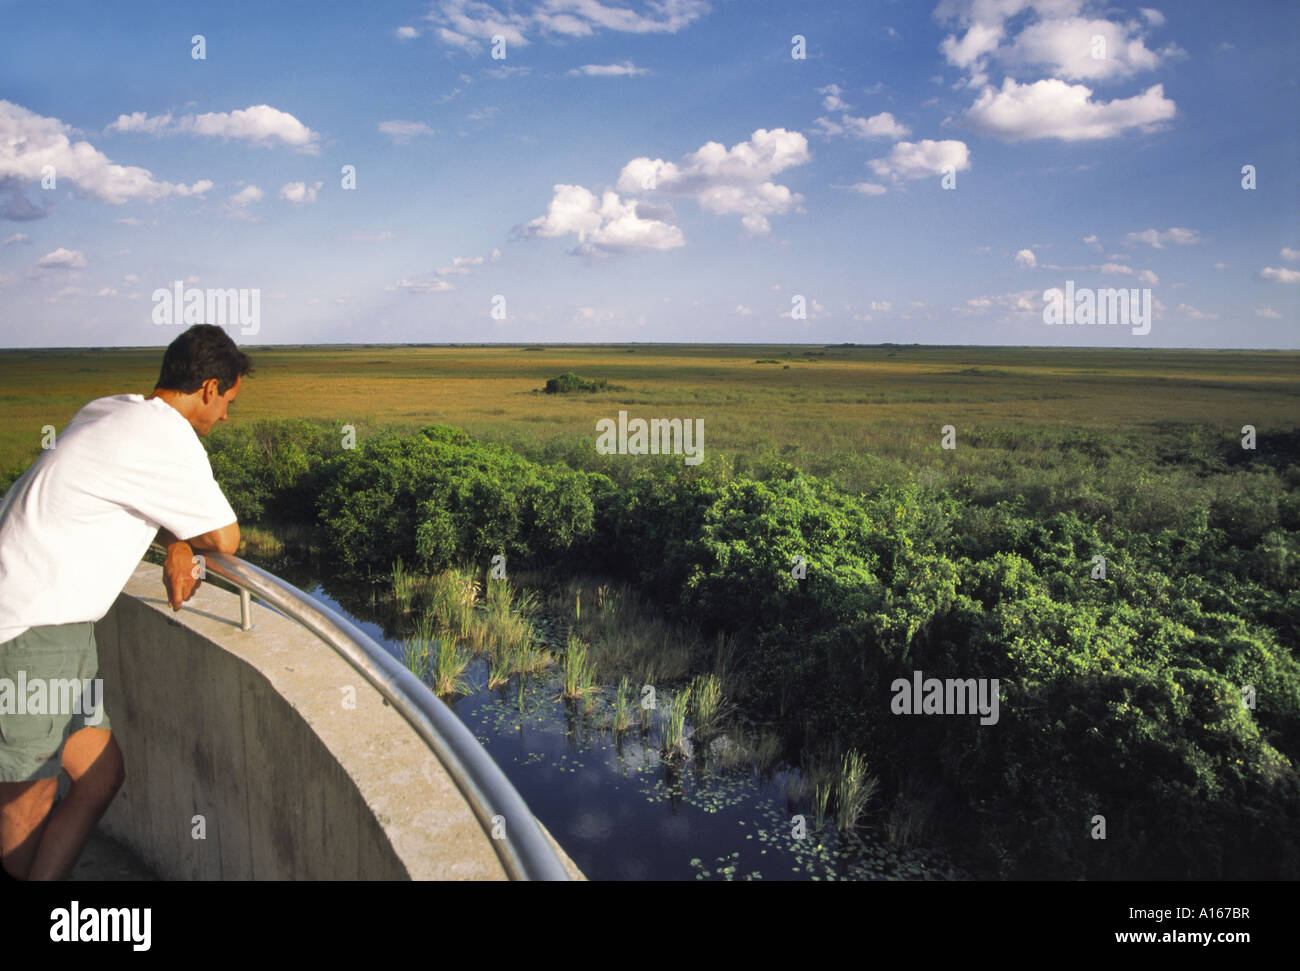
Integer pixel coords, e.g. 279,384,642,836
3,232,28,245
964,79,1176,141
107,104,320,153
280,181,323,204
844,182,887,195
378,120,435,144
935,0,1180,85
1281,247,1300,262
35,247,87,270
1254,306,1281,318
818,84,849,111
1125,227,1201,248
519,184,684,255
1260,266,1300,284
426,0,709,52
396,25,420,39
1176,303,1218,320
567,61,648,76
812,84,910,141
228,185,263,208
616,127,810,235
1015,248,1037,268
0,100,212,213
867,139,970,182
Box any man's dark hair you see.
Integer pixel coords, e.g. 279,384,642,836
154,325,254,395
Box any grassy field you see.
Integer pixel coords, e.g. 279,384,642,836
3,344,1297,492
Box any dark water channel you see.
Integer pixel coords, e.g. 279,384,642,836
241,542,972,881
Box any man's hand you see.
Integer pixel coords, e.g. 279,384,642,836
162,541,203,611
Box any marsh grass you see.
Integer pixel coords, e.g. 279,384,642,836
391,557,415,615
400,637,427,679
611,676,633,732
834,749,879,833
429,635,472,697
688,672,736,740
661,684,693,760
561,634,597,700
429,568,479,641
548,577,693,685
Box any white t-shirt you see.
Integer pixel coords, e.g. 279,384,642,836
0,394,237,643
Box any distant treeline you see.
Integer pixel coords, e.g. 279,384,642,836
133,420,1300,877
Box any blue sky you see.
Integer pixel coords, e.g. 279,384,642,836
0,0,1296,348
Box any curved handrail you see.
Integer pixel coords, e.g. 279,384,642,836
149,543,571,881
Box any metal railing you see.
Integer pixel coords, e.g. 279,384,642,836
149,543,572,881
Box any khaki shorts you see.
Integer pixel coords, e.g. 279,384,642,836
0,622,112,783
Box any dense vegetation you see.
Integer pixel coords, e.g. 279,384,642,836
542,372,620,394
192,416,1300,880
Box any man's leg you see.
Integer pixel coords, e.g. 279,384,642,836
0,777,58,879
25,727,124,881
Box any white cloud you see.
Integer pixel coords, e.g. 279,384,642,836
1253,306,1281,319
389,277,455,293
228,185,263,208
964,79,1176,141
1260,266,1300,284
107,104,320,153
426,0,708,51
1138,268,1159,285
1125,227,1202,248
350,230,394,242
616,127,810,235
870,300,892,311
0,100,212,211
568,61,648,76
1176,303,1218,320
35,247,87,270
735,304,753,315
105,111,175,135
123,273,140,284
812,85,910,141
1005,17,1164,81
396,25,420,39
818,84,849,111
490,247,501,262
379,120,435,144
843,112,910,139
867,139,970,182
1281,247,1300,262
97,287,118,297
280,181,323,204
1212,262,1227,270
3,232,28,245
1014,248,1037,268
519,184,685,255
1140,8,1165,27
951,289,1040,316
845,182,887,195
935,1,1179,84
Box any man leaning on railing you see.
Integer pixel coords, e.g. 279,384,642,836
0,324,250,881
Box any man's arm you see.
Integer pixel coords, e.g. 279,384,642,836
156,521,240,555
154,521,240,610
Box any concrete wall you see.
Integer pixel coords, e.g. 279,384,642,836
93,562,584,880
